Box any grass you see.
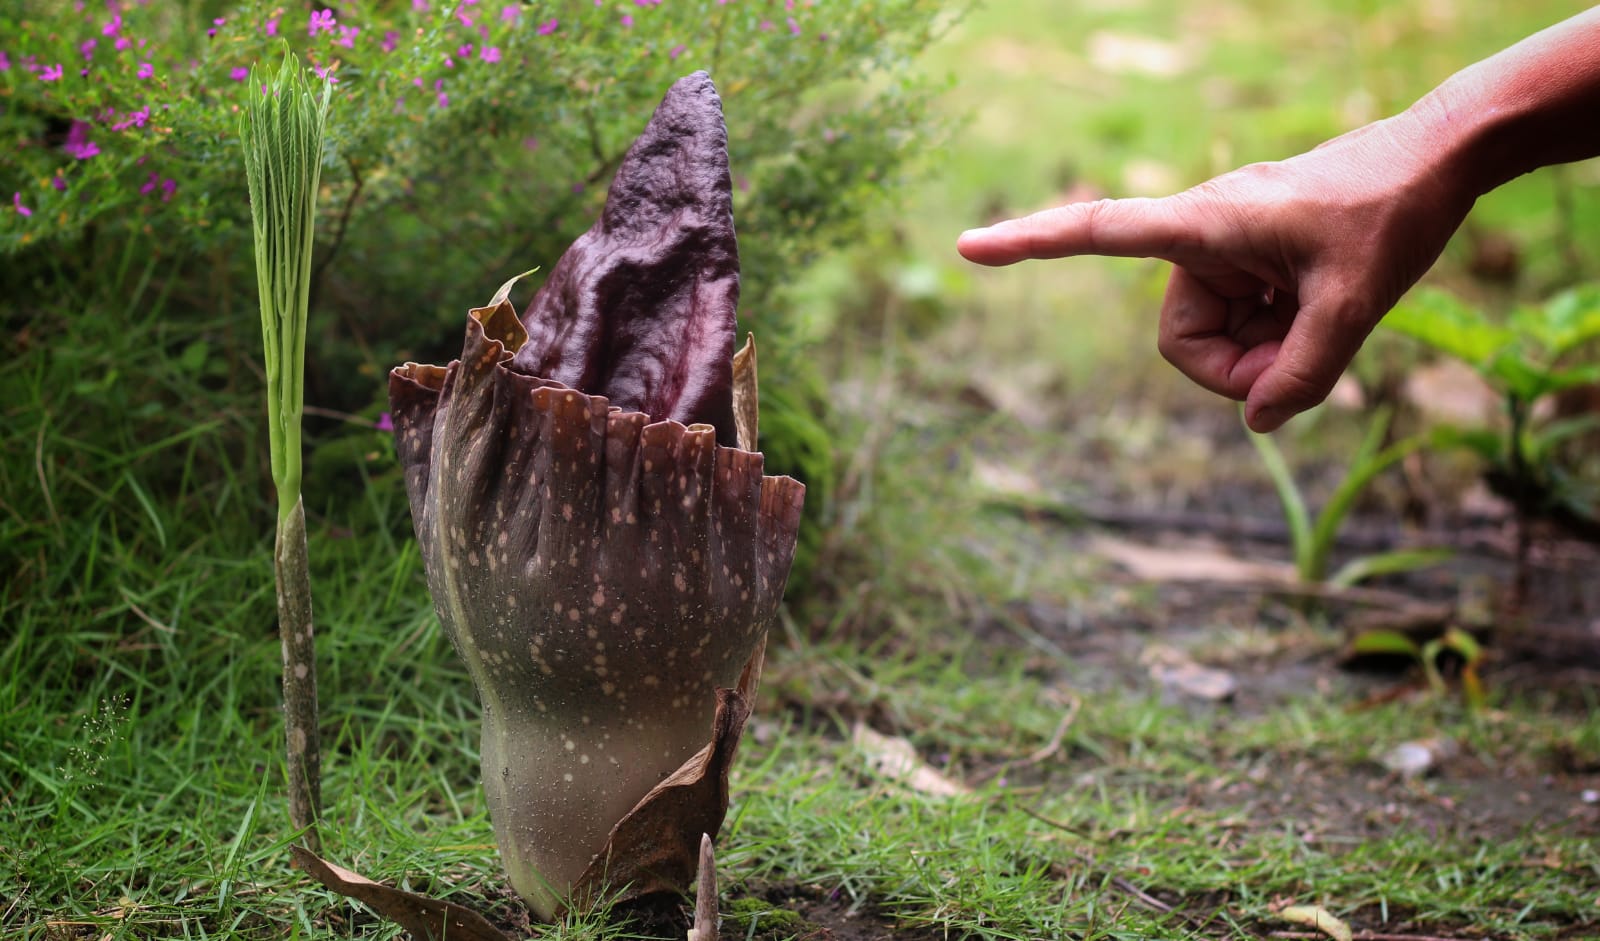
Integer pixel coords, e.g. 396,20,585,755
5,1,1600,939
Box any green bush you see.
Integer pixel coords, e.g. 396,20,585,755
3,0,963,583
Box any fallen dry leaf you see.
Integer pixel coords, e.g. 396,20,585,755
1090,535,1295,585
852,723,970,798
1278,903,1353,941
1142,645,1238,702
289,846,509,941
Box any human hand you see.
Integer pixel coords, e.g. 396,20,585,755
957,116,1477,432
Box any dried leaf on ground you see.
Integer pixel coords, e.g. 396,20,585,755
1141,644,1238,702
289,846,509,941
1277,903,1353,941
852,723,970,798
1090,535,1296,585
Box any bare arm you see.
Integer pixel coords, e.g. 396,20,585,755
958,9,1600,432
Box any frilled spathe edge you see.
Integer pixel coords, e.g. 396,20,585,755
389,298,804,592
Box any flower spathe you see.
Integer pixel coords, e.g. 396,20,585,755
387,72,804,919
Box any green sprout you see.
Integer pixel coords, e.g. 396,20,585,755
1247,406,1447,587
240,49,333,851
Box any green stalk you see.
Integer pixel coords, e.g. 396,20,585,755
240,49,333,851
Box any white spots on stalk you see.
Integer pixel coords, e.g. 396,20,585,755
293,663,309,680
741,590,750,602
674,571,687,593
579,753,590,764
626,512,637,525
601,681,616,695
568,608,581,623
643,675,660,687
767,551,776,563
644,459,654,473
681,495,694,509
608,755,619,765
593,654,607,667
611,508,622,524
468,550,480,567
563,772,574,782
591,588,606,608
497,531,509,548
562,503,573,522
691,549,702,563
564,738,576,751
507,594,518,609
553,601,563,615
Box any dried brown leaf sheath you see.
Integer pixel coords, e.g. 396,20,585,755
386,73,803,921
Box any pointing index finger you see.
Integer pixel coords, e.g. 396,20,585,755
957,197,1189,266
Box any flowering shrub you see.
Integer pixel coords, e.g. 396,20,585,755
3,0,957,338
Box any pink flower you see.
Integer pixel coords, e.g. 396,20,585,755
308,9,336,36
13,192,31,216
480,45,501,63
668,44,685,59
207,17,224,37
0,52,10,71
537,18,558,35
313,63,338,84
63,121,100,159
40,63,64,81
412,0,428,9
102,14,121,36
114,36,131,51
140,172,159,196
335,25,360,48
456,10,473,27
230,66,249,81
136,62,153,79
265,16,279,37
382,30,399,52
500,5,518,21
375,412,394,432
111,106,150,130
457,43,473,57
161,178,176,201
80,39,97,60
52,175,67,192
788,17,800,35
436,91,449,108
620,13,632,26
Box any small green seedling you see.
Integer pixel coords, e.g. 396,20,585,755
1347,625,1486,707
1247,406,1448,587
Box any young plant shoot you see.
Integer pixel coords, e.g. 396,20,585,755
240,50,333,852
384,72,805,920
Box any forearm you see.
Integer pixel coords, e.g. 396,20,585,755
1404,7,1600,200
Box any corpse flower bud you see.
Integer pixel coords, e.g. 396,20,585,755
387,73,804,921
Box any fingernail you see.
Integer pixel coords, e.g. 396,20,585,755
1250,406,1286,432
958,227,990,240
